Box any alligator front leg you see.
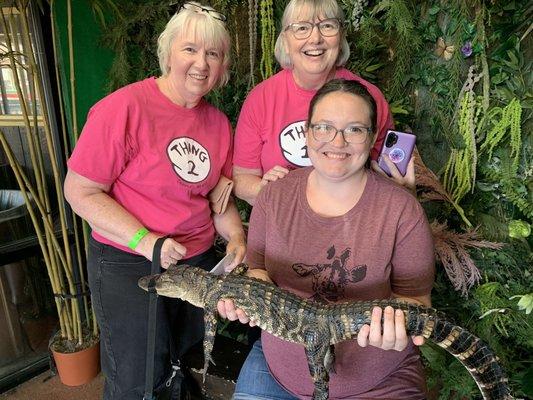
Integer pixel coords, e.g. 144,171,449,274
201,307,217,382
304,330,331,400
324,345,336,374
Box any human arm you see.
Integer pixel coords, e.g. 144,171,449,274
212,197,246,269
233,165,290,205
216,188,271,324
357,73,415,191
64,169,186,267
371,156,416,193
233,82,294,205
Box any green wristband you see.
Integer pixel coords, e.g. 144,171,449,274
128,227,149,250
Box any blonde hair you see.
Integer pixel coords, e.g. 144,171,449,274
157,2,231,87
274,0,350,69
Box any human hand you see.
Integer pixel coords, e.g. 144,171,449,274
371,156,416,193
224,232,246,271
217,298,256,326
260,166,290,188
357,306,425,351
159,238,187,269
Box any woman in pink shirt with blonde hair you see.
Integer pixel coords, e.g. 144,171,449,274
64,3,244,398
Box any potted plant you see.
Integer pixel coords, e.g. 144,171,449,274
0,1,99,386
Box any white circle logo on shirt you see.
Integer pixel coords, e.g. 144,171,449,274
279,120,312,167
167,137,211,183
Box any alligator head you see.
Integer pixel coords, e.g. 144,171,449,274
138,264,205,306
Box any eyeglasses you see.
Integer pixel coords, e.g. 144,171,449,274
285,18,341,40
309,123,371,144
180,2,227,22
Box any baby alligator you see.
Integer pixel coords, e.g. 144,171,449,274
138,264,514,400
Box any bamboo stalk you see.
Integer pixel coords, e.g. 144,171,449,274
17,0,80,321
49,0,69,161
0,130,72,340
65,0,91,326
49,0,90,326
1,0,99,348
0,11,45,201
13,1,102,345
65,0,92,287
66,0,78,141
15,1,81,342
2,10,71,334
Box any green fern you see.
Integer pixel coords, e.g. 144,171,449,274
372,0,421,98
421,343,478,400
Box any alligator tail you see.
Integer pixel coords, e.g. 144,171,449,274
404,304,514,400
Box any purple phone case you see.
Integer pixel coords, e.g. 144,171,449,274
377,130,416,177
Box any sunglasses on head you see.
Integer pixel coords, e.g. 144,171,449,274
180,2,227,22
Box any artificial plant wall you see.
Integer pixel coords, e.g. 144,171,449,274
60,0,532,398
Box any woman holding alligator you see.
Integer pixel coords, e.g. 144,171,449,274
222,79,435,399
231,0,415,207
64,3,245,399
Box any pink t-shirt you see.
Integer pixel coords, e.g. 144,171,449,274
68,77,233,257
233,68,393,174
247,168,435,399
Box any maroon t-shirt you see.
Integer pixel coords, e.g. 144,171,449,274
247,168,435,400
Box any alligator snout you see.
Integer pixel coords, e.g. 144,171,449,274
138,274,160,292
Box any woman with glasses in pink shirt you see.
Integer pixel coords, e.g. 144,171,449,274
232,0,415,207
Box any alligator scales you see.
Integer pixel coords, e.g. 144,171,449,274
138,264,513,400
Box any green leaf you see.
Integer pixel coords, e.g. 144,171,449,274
522,365,533,396
420,343,445,365
365,63,384,72
508,220,531,239
391,105,409,115
510,293,533,314
491,73,508,85
503,1,516,11
466,23,476,35
429,5,440,15
506,50,519,66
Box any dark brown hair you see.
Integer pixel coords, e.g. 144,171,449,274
307,78,377,136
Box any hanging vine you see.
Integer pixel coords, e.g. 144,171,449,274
259,0,275,80
248,0,258,87
339,0,368,31
479,98,522,173
444,87,482,203
474,3,490,117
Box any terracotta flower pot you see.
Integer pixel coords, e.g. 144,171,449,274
52,341,101,386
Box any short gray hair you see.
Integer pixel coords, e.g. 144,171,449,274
274,0,350,69
157,2,231,87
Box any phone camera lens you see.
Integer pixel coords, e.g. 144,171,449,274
385,133,398,148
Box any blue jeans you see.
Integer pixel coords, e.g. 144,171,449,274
88,236,216,400
233,340,298,400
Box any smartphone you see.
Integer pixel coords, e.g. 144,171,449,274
377,130,416,177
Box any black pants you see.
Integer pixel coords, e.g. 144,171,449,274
88,236,217,400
